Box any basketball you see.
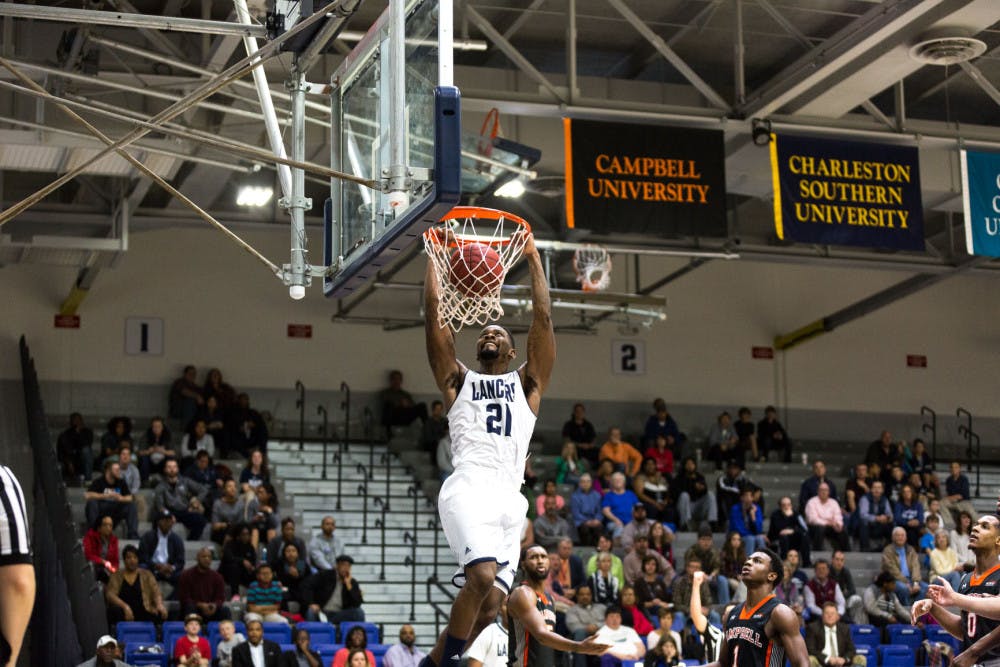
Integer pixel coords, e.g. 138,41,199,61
449,243,504,297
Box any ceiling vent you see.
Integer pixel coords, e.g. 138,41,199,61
910,35,987,66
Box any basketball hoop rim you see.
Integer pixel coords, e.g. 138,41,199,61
425,206,531,248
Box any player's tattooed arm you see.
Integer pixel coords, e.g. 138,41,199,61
425,258,465,407
773,604,810,667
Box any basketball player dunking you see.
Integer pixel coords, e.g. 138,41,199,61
421,230,555,667
507,545,610,666
926,513,1000,667
702,549,808,667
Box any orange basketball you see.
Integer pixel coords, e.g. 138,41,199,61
449,243,504,297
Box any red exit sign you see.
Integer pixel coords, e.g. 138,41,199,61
907,354,927,368
54,314,80,328
752,346,774,359
287,324,312,339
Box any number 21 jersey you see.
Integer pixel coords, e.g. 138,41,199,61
448,368,536,490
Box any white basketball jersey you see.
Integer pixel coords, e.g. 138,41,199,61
448,368,536,489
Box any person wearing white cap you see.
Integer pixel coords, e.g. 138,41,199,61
74,635,129,667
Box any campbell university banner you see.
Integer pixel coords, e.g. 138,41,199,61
961,150,1000,257
771,134,924,250
563,118,727,237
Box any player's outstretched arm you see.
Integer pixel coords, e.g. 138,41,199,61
507,587,610,656
953,623,1000,667
911,598,962,638
520,232,554,410
690,570,710,634
425,257,464,406
773,605,810,667
929,576,1000,620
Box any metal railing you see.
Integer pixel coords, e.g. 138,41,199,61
364,407,375,480
404,484,422,622
957,407,981,497
426,577,455,638
373,496,388,581
294,380,306,450
356,463,369,544
340,381,351,453
317,404,329,480
920,405,936,464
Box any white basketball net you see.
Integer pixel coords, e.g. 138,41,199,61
573,245,612,292
424,207,530,332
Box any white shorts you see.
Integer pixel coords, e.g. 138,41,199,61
438,470,527,592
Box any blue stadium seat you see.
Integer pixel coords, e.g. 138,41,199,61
369,643,391,657
925,625,961,653
315,644,343,664
295,621,337,646
886,624,923,652
263,622,292,645
849,624,880,651
125,652,167,667
116,622,157,648
681,661,701,667
161,621,187,658
340,621,380,645
853,645,872,667
280,644,295,654
878,644,913,667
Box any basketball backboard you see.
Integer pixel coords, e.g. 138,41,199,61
323,0,542,299
324,0,461,298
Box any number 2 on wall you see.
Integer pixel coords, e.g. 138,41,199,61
485,402,512,436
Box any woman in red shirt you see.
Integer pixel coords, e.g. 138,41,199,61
83,515,119,583
645,435,674,475
174,614,210,666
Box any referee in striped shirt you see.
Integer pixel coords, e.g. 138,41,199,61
0,464,34,667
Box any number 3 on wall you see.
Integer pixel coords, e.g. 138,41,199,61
611,339,645,375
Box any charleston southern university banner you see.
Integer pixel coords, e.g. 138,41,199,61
563,118,727,237
961,150,1000,257
770,134,924,250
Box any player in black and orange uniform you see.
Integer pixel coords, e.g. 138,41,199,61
506,545,609,667
925,514,1000,667
703,548,808,667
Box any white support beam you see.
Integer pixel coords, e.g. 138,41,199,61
0,2,267,37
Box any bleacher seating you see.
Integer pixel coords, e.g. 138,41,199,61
116,621,157,648
924,625,960,653
161,621,188,657
886,623,923,653
340,620,381,645
263,621,292,645
315,644,342,663
854,645,873,667
877,644,913,667
850,625,880,651
124,652,168,667
295,621,337,645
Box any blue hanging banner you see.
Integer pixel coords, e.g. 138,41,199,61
770,134,924,250
961,150,1000,258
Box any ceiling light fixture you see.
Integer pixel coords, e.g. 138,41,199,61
236,185,273,207
494,178,526,198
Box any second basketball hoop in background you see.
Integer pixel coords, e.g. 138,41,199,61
424,207,530,331
573,245,612,292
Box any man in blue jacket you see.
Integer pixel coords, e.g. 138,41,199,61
729,488,765,554
571,473,604,547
